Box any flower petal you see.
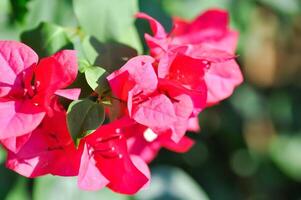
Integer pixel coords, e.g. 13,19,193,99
130,155,151,189
166,53,206,90
0,41,38,97
159,78,207,113
136,13,169,55
111,56,157,94
107,56,157,104
0,100,45,139
55,88,81,100
127,127,161,163
78,144,109,191
132,94,177,132
170,94,194,142
171,9,230,45
187,117,200,132
205,59,243,105
161,135,195,153
6,110,79,177
34,50,78,103
85,121,149,194
52,50,78,88
0,133,31,153
190,9,229,33
136,13,167,39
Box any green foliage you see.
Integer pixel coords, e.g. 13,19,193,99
9,0,32,23
90,39,138,74
25,0,76,27
67,99,105,144
32,166,209,200
73,0,142,52
0,147,5,164
5,177,30,200
74,36,138,96
0,164,18,200
136,166,209,200
21,22,73,57
258,0,301,15
34,176,128,200
84,66,107,91
76,36,138,74
270,134,301,181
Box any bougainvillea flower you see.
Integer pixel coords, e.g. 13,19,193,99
126,125,195,163
157,45,241,107
157,53,208,111
170,9,239,53
136,9,237,55
137,10,243,106
5,106,80,178
0,41,80,140
78,118,150,194
107,56,195,142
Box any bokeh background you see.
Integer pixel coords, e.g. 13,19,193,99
1,0,301,199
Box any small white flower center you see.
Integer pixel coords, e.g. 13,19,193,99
143,128,158,142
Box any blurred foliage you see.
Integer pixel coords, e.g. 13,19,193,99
20,22,73,57
1,0,301,199
136,166,209,200
73,0,142,52
9,0,32,23
33,176,127,200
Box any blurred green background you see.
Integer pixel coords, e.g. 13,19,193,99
1,0,301,199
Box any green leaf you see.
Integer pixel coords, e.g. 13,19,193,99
21,22,73,57
0,147,5,164
5,177,30,200
67,99,105,144
73,0,142,52
269,134,301,181
9,0,32,23
72,36,98,65
89,37,138,73
33,176,129,200
84,66,107,91
258,0,300,15
74,36,137,75
26,0,77,28
136,166,210,200
0,164,18,200
78,59,90,73
68,72,93,99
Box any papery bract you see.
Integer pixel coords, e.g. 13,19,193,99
5,105,80,178
187,117,200,132
78,118,149,194
137,9,243,106
107,56,196,142
126,125,194,163
0,41,79,145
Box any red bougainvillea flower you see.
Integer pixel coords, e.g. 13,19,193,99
171,10,238,53
0,41,80,143
137,9,243,106
78,118,150,194
126,124,194,163
5,102,80,178
107,56,196,142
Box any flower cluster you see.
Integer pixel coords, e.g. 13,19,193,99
0,9,242,194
